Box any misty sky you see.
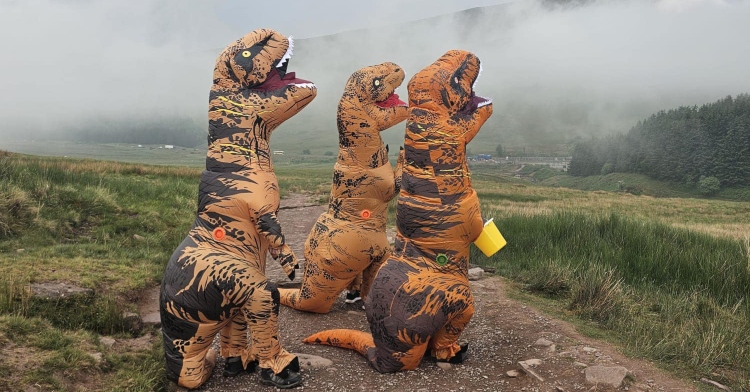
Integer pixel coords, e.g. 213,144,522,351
1,0,749,143
218,0,514,38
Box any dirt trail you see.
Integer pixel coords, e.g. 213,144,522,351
150,194,698,392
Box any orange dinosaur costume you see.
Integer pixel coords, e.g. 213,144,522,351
160,29,316,389
304,50,493,372
278,63,408,313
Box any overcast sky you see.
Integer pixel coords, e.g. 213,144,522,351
1,0,749,141
218,0,514,39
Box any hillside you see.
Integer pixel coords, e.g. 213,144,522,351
569,94,750,193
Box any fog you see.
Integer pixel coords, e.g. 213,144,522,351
1,0,749,151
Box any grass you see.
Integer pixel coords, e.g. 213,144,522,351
1,148,749,390
0,314,163,391
471,180,750,390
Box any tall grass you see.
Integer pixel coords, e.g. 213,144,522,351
473,210,750,390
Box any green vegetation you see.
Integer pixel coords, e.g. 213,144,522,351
1,150,749,390
0,151,330,390
569,94,750,189
472,178,750,391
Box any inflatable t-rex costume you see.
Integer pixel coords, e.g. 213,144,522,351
278,62,408,313
303,50,493,372
160,29,316,389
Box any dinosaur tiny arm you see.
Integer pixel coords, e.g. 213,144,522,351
462,103,493,144
374,105,408,131
393,147,405,197
256,210,299,280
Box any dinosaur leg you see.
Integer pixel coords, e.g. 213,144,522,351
360,251,387,300
279,226,363,313
278,256,340,313
167,322,224,389
347,273,362,292
243,280,297,374
429,299,475,362
220,312,259,368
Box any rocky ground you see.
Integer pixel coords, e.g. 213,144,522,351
137,194,701,392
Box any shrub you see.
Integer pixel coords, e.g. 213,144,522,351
698,176,721,196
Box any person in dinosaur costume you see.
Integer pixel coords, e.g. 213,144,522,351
278,62,408,313
303,50,493,372
159,28,316,389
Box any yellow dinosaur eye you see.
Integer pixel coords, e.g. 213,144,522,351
241,50,251,58
374,79,380,87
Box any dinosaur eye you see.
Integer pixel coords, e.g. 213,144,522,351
374,79,381,87
454,77,459,84
241,50,251,58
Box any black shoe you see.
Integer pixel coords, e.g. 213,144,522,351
222,357,258,377
448,342,470,364
259,357,302,389
345,290,362,304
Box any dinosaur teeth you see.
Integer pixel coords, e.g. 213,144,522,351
277,36,294,68
472,63,483,91
477,98,492,108
291,83,316,89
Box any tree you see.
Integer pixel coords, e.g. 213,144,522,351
495,143,504,158
698,176,721,196
302,149,311,155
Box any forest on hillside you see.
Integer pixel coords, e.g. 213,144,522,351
569,94,750,192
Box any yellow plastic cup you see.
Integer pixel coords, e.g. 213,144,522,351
473,218,507,257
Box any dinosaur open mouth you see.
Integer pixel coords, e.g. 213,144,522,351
253,70,315,92
458,92,492,115
468,62,491,110
375,93,407,108
474,94,492,109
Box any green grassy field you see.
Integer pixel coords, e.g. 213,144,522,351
1,148,749,391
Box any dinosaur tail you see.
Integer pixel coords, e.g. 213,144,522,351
302,329,374,357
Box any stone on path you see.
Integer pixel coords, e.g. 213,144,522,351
436,362,452,370
533,338,554,347
294,353,333,370
700,378,731,391
518,360,545,382
29,282,93,300
521,358,543,366
584,365,629,388
142,312,161,328
468,267,485,281
123,312,143,334
99,336,116,347
506,370,520,378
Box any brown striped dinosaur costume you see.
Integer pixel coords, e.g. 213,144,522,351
278,63,408,313
304,50,493,372
160,29,316,389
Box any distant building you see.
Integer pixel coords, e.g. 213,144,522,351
164,145,174,149
476,154,492,161
273,150,285,155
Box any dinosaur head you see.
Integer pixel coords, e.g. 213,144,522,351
211,28,317,133
407,50,492,143
342,62,408,132
336,62,408,167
